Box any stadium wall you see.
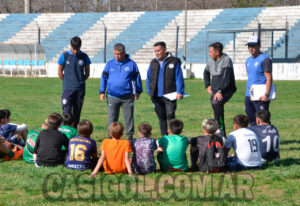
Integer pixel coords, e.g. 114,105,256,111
45,63,300,80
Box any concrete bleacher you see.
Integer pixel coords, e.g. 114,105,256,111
0,6,300,67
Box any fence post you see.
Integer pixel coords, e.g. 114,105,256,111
271,31,274,59
101,20,107,63
175,25,179,57
258,23,261,40
285,17,289,60
233,32,236,64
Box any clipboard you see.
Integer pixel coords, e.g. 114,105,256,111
250,84,276,101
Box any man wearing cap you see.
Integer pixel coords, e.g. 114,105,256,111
146,41,185,136
245,36,273,126
204,42,236,137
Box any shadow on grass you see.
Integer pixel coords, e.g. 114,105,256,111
278,158,300,166
280,140,300,145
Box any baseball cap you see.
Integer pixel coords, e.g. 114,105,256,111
246,36,260,46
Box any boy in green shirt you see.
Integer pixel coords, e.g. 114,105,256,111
59,114,78,150
157,119,188,172
23,121,47,163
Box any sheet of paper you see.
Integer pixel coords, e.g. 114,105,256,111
250,84,276,101
163,92,189,101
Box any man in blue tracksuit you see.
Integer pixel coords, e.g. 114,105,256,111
58,36,91,128
146,41,185,136
99,43,143,140
245,36,273,126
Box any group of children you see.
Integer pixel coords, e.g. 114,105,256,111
0,109,280,176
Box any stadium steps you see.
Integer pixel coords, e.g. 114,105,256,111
5,13,73,44
0,14,40,42
271,17,300,61
132,9,222,63
41,13,107,62
91,11,181,63
78,12,144,62
177,7,264,63
223,6,300,63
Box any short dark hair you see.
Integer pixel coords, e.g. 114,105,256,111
138,123,152,137
153,41,166,49
233,114,249,128
114,43,126,53
77,120,93,138
209,42,223,54
47,113,62,129
255,110,271,124
169,119,184,135
2,109,10,118
109,122,124,139
70,36,82,49
0,110,6,121
62,113,75,126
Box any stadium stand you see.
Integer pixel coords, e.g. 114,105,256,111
1,6,300,66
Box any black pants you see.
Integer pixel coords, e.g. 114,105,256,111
210,92,233,137
151,97,177,136
245,96,270,126
61,89,85,128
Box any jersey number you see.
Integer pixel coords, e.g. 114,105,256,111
69,144,87,161
248,139,258,153
262,135,280,152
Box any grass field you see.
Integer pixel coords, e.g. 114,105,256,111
0,77,299,206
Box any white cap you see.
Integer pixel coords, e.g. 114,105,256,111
246,36,260,46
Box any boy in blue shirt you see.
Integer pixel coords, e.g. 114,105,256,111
58,36,91,128
65,120,98,170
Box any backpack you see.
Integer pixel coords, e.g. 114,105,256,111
202,136,226,173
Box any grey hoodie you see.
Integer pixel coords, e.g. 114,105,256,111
204,53,237,94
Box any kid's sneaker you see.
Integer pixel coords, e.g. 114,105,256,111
4,146,24,161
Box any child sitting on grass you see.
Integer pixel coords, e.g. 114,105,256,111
1,109,28,146
90,122,134,177
59,113,78,140
59,113,78,150
65,120,98,170
190,119,224,172
157,119,188,172
0,110,23,161
23,121,48,164
34,113,69,167
131,122,162,174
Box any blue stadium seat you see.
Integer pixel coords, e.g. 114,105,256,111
9,60,16,65
23,60,31,66
17,60,23,65
38,60,45,66
31,60,38,66
3,60,9,65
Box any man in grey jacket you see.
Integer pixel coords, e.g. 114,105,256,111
204,42,236,137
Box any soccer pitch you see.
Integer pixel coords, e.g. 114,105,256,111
0,77,299,205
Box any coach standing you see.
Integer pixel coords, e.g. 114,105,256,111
99,43,143,140
204,42,236,137
146,41,185,136
58,36,91,128
245,36,273,126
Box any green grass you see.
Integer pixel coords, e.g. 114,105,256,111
0,77,299,205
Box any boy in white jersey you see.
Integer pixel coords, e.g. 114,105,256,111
224,114,262,171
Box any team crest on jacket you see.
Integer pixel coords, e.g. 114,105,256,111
169,64,174,69
78,60,84,66
125,66,130,71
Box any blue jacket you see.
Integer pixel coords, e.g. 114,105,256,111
99,55,143,97
146,53,184,97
